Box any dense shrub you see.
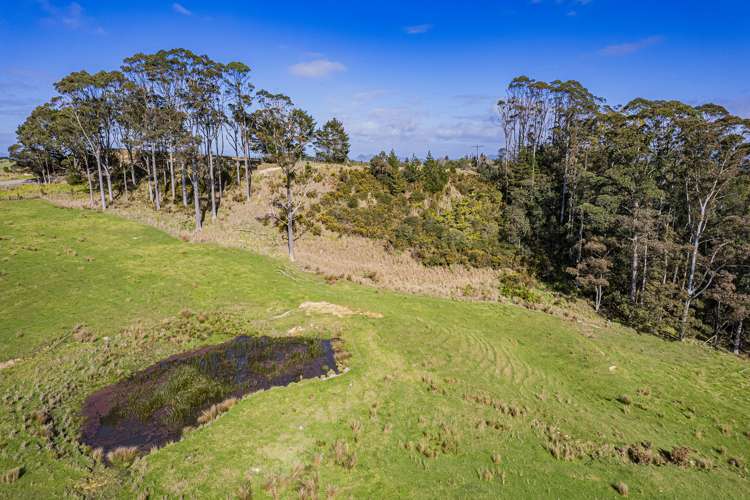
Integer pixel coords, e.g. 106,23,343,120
317,166,516,269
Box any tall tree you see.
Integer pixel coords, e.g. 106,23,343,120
251,91,316,260
315,118,350,163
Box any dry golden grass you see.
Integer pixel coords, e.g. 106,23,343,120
106,446,139,467
49,165,506,303
41,162,609,329
197,397,238,425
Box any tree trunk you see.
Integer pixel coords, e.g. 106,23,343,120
286,175,295,261
83,156,94,207
680,296,692,340
169,150,176,202
559,157,568,223
576,210,584,264
181,162,189,207
640,244,648,302
208,145,217,220
190,162,202,231
630,233,639,303
628,202,640,303
235,157,241,187
680,228,703,339
122,167,128,199
145,155,154,202
94,152,107,210
151,146,161,211
734,321,744,355
105,169,113,202
243,142,251,200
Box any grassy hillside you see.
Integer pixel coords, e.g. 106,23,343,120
1,200,749,498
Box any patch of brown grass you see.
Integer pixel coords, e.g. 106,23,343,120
624,442,666,466
197,398,238,425
332,439,357,470
613,481,629,496
106,446,139,467
0,466,23,484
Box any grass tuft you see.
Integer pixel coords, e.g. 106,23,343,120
106,446,139,467
197,397,238,425
0,466,23,484
614,481,629,496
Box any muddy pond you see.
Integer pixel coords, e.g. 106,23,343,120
80,335,337,455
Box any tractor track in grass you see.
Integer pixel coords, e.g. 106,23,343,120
454,330,537,391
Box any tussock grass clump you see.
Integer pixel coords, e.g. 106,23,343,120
325,484,338,499
91,447,104,463
617,394,632,406
332,439,357,469
236,483,252,500
624,442,666,466
349,419,363,435
106,446,139,467
197,397,238,425
297,475,319,499
614,481,629,496
479,468,494,481
32,409,50,425
72,323,95,342
491,453,502,465
728,457,745,468
262,475,282,500
666,446,692,466
0,466,23,484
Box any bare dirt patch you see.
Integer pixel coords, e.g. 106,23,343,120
0,358,20,370
299,301,383,319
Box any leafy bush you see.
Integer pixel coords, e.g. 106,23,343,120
316,166,517,269
498,270,541,302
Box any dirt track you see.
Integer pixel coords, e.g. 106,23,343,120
0,178,35,189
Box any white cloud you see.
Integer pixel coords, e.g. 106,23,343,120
172,2,192,16
352,90,388,104
404,24,432,35
348,107,422,141
433,120,498,143
289,59,346,78
37,0,104,34
599,36,664,56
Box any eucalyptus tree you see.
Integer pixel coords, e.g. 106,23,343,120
13,103,64,183
223,61,255,200
122,52,166,209
674,105,750,339
251,90,316,260
54,71,122,209
183,54,226,220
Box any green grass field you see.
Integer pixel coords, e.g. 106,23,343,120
1,199,749,498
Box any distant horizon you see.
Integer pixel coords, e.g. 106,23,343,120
2,1,749,158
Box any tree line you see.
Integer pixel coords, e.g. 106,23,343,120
11,48,350,260
10,58,750,349
492,76,749,348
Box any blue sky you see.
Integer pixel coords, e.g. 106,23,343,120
1,1,749,158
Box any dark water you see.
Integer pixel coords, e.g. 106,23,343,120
80,335,337,454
